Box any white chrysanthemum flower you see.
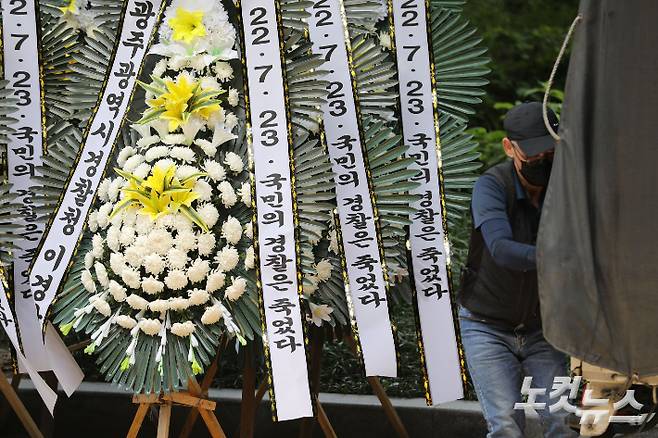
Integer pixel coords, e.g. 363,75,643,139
116,315,137,329
149,229,174,255
168,297,190,311
221,216,242,245
154,158,175,170
309,303,333,327
200,76,220,91
218,182,237,208
126,294,149,311
197,233,216,256
177,229,197,252
190,53,211,70
94,262,109,287
96,203,113,229
156,214,175,229
225,113,238,130
109,280,127,302
117,146,136,167
143,253,165,275
119,226,136,247
206,270,226,293
224,152,243,173
139,318,162,336
238,182,251,206
123,209,137,228
175,164,198,180
108,178,124,203
92,234,105,258
195,138,217,157
81,269,96,293
92,298,111,317
204,160,226,182
244,246,255,270
168,55,187,71
167,247,189,270
213,61,234,81
152,59,168,77
106,225,120,251
188,259,210,284
142,276,165,295
224,277,247,301
378,31,392,50
164,269,188,290
109,252,126,275
88,211,99,233
315,259,333,282
171,321,195,337
144,146,169,162
188,288,210,306
244,222,253,240
136,135,160,149
194,179,212,202
132,163,152,180
135,213,153,235
124,154,145,173
201,305,223,325
170,146,195,162
97,180,110,202
134,235,149,249
121,267,142,289
215,246,239,272
162,134,186,145
170,214,191,233
228,88,239,106
124,246,143,268
149,299,170,313
84,251,95,270
197,204,220,228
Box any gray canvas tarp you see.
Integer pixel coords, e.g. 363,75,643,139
537,0,658,376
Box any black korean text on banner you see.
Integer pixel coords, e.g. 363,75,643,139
29,0,163,336
307,0,397,377
241,0,313,421
1,0,49,370
391,0,463,404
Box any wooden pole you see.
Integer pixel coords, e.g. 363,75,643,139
299,328,324,438
315,399,337,438
0,376,43,438
367,377,409,438
239,344,256,438
126,403,149,438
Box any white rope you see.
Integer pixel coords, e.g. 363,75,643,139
543,14,583,141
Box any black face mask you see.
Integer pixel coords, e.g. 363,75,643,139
519,157,553,186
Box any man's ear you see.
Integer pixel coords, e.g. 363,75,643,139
502,137,515,159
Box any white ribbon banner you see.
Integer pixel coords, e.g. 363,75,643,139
392,0,463,404
1,0,84,407
1,0,48,370
308,0,396,377
241,0,312,421
30,0,163,351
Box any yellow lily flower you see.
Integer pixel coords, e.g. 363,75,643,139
169,8,206,44
59,0,78,15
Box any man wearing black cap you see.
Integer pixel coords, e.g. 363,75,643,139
458,102,576,437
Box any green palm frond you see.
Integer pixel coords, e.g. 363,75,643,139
350,33,399,122
0,81,25,265
430,3,490,122
280,0,314,31
344,0,387,31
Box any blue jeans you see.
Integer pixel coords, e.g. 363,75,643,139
459,306,578,438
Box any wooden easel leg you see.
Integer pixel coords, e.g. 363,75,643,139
299,328,325,438
157,401,172,438
0,373,22,429
255,380,267,405
199,407,227,438
239,344,256,438
367,377,409,438
127,403,150,438
315,399,336,438
179,337,225,438
0,375,43,438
